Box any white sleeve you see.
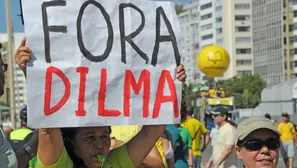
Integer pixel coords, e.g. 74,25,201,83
224,127,236,145
0,129,18,168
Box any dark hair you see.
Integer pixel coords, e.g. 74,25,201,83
228,120,237,128
186,105,194,116
236,139,244,146
61,128,85,167
180,98,188,122
264,114,271,120
20,106,27,126
61,127,112,167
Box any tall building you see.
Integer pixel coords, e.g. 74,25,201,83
0,33,27,119
292,0,297,77
178,0,253,85
253,0,294,86
223,0,254,79
179,2,201,84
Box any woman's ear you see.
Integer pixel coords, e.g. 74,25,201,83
235,146,243,160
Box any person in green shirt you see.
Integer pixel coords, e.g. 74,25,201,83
15,42,187,168
173,99,193,168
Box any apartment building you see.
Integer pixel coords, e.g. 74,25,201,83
292,0,297,77
178,0,253,84
179,1,201,84
224,0,254,79
0,33,27,119
253,0,294,86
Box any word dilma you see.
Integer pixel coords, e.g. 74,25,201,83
44,66,180,119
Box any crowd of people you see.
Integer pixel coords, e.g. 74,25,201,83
0,39,291,168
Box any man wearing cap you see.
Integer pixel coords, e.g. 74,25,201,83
235,116,280,168
208,106,237,168
277,112,296,168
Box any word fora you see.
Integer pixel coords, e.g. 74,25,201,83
45,66,180,119
42,0,181,66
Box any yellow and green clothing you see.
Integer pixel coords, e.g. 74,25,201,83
37,145,134,168
181,118,207,156
278,122,296,141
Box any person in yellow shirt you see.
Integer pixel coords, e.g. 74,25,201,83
110,125,166,168
181,106,210,168
277,112,297,168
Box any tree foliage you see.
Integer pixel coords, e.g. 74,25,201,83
182,83,197,106
206,75,267,108
175,4,185,15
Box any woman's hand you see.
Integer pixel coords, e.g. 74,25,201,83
176,64,186,82
15,38,32,75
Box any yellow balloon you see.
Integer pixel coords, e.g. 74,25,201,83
197,45,230,77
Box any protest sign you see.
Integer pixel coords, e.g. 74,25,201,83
22,0,182,128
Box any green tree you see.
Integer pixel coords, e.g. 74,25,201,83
182,83,196,105
175,4,184,15
182,83,199,116
216,75,267,108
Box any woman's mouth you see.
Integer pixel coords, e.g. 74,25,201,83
257,159,273,164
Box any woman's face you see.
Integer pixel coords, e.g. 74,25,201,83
73,126,111,168
235,129,279,168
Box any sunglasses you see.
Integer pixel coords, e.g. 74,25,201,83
239,138,280,151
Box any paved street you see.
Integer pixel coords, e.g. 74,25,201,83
200,145,297,168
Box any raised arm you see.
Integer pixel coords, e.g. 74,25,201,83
127,125,166,167
14,38,65,166
38,128,65,166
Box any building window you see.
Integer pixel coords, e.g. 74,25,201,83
236,48,252,54
235,26,250,32
216,6,222,11
216,17,222,22
201,34,213,40
235,37,251,43
290,25,293,32
237,70,252,76
216,28,222,34
294,10,297,17
235,15,250,21
293,36,297,42
201,3,212,10
236,59,252,66
201,13,212,20
234,3,250,10
201,23,213,31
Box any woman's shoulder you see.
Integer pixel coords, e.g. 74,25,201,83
37,148,73,168
105,145,135,168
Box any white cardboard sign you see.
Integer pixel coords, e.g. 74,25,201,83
22,0,182,128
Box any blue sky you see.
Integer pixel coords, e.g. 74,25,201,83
0,0,24,33
0,0,191,33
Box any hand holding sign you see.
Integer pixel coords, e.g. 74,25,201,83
15,38,32,75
